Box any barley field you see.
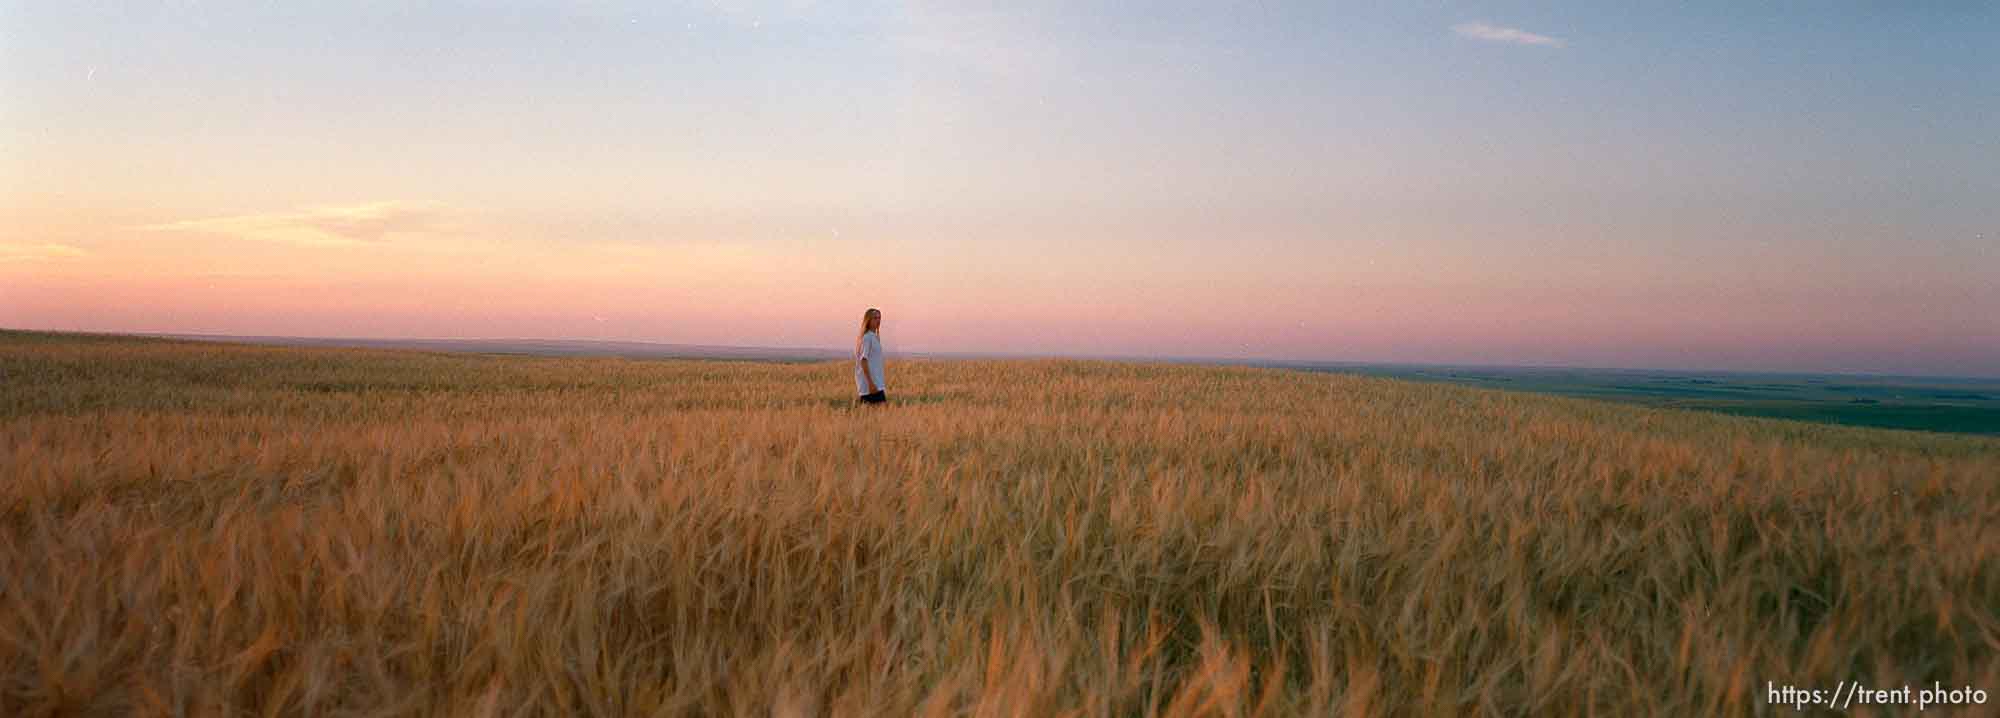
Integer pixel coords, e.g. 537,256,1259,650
3,331,1997,716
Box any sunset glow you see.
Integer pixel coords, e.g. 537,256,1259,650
5,2,1995,375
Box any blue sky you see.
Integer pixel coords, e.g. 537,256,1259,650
4,2,1997,375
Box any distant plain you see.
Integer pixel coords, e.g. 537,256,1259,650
156,333,2000,436
1293,364,2000,436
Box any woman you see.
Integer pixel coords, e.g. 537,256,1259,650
855,307,887,404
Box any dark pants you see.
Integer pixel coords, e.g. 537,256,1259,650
858,390,887,404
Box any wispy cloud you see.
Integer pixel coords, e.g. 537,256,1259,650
140,201,452,247
0,243,87,263
1452,21,1566,48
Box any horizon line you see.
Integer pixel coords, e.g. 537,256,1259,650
14,328,1985,382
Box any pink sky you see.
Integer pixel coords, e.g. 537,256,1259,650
4,3,1996,376
6,197,1993,375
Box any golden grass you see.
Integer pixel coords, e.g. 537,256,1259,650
3,331,1997,716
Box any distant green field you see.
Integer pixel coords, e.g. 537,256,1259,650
1303,365,2000,435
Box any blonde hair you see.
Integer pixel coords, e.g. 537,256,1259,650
857,308,881,349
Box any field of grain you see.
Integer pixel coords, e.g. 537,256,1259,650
3,331,1997,716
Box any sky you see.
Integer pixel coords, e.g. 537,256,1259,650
3,1,1996,376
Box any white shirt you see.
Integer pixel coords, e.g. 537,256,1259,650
854,331,886,395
